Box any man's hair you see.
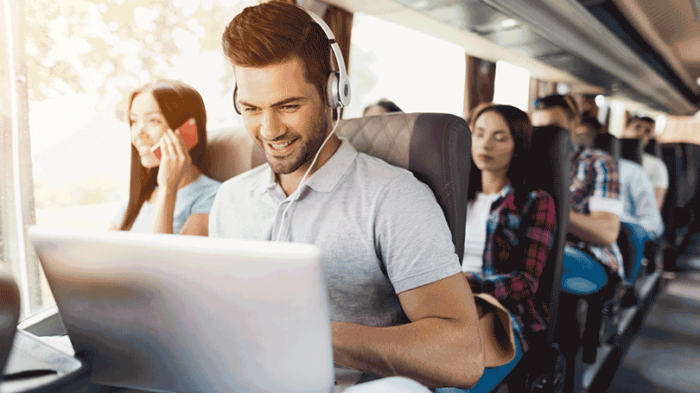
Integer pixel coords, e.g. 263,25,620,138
222,1,331,102
626,115,655,128
534,94,579,120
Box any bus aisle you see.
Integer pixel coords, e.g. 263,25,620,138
604,252,700,393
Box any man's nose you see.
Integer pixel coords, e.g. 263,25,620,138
259,110,284,140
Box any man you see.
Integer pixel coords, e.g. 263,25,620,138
621,116,669,209
212,2,484,389
576,113,663,305
532,95,623,293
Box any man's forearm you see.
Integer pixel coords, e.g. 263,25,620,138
568,211,620,246
331,318,484,389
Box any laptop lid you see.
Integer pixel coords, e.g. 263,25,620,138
28,226,334,393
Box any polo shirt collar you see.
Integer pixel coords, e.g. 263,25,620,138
254,137,358,195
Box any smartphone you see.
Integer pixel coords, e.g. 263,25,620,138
151,118,199,160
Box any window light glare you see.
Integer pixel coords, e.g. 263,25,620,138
501,19,518,28
655,115,667,134
595,94,606,107
413,0,429,9
696,77,700,86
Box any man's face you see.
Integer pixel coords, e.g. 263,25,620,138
531,107,573,131
622,119,654,146
235,56,329,175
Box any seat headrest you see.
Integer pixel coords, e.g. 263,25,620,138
619,138,643,165
337,113,471,261
201,128,266,183
531,125,571,343
644,139,661,158
593,133,620,162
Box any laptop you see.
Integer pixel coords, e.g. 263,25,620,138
28,226,334,393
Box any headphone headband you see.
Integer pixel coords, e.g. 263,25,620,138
233,8,351,114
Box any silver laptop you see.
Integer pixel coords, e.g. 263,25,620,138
28,226,334,393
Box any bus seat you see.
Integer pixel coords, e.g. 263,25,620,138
0,264,20,378
505,126,570,392
644,139,661,158
619,138,643,165
201,127,266,183
593,133,620,162
336,112,470,261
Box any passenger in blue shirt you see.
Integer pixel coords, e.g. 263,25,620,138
110,80,221,235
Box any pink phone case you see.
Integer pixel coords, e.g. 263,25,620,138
151,118,199,160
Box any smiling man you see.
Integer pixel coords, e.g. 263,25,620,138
209,1,483,390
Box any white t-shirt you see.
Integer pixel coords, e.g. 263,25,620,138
462,188,507,274
642,153,669,190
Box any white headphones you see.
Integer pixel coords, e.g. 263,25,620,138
232,9,351,113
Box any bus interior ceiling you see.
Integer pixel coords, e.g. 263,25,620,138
3,0,700,392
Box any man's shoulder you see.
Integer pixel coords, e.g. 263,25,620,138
642,153,666,168
352,152,425,192
218,164,269,194
576,145,616,169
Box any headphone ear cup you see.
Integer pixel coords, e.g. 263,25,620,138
326,71,340,109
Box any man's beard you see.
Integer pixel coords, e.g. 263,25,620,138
265,109,329,175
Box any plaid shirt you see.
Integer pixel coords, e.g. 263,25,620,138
568,144,624,277
465,185,556,351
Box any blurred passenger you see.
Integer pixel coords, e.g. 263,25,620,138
216,2,483,389
621,116,668,209
533,94,623,296
464,105,556,353
363,98,403,116
582,112,663,305
110,80,221,236
573,111,603,146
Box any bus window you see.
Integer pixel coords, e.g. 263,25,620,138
492,60,530,112
20,0,250,318
347,13,465,118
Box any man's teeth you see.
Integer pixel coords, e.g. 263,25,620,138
270,140,292,149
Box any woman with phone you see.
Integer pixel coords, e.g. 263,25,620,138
109,79,221,236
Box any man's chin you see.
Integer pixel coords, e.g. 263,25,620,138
266,157,303,175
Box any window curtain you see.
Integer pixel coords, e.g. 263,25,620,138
463,55,496,123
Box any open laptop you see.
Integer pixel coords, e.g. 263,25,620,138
28,226,334,393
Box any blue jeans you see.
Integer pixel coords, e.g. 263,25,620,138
619,222,652,286
561,246,609,296
435,333,523,393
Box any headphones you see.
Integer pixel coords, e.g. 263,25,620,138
232,10,351,114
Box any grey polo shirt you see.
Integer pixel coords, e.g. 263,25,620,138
209,138,461,327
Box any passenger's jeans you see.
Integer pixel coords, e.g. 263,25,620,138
619,221,652,286
561,246,609,296
434,331,524,393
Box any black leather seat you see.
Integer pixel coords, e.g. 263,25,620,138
619,138,643,165
337,113,471,260
644,138,662,158
510,125,570,391
593,133,620,162
0,264,20,378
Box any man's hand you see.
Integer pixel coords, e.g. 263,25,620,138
568,210,620,246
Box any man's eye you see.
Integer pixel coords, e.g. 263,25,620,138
281,105,300,111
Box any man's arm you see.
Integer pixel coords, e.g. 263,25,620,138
331,273,485,389
654,188,666,210
568,210,620,246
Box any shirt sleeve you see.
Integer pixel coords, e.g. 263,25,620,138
654,157,669,190
190,181,222,215
466,193,557,308
374,174,462,294
629,165,664,238
589,152,623,216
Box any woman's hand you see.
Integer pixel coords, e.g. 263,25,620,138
156,129,192,191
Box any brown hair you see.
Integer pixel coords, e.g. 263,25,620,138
468,105,533,207
119,80,208,231
222,1,331,102
534,94,579,121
